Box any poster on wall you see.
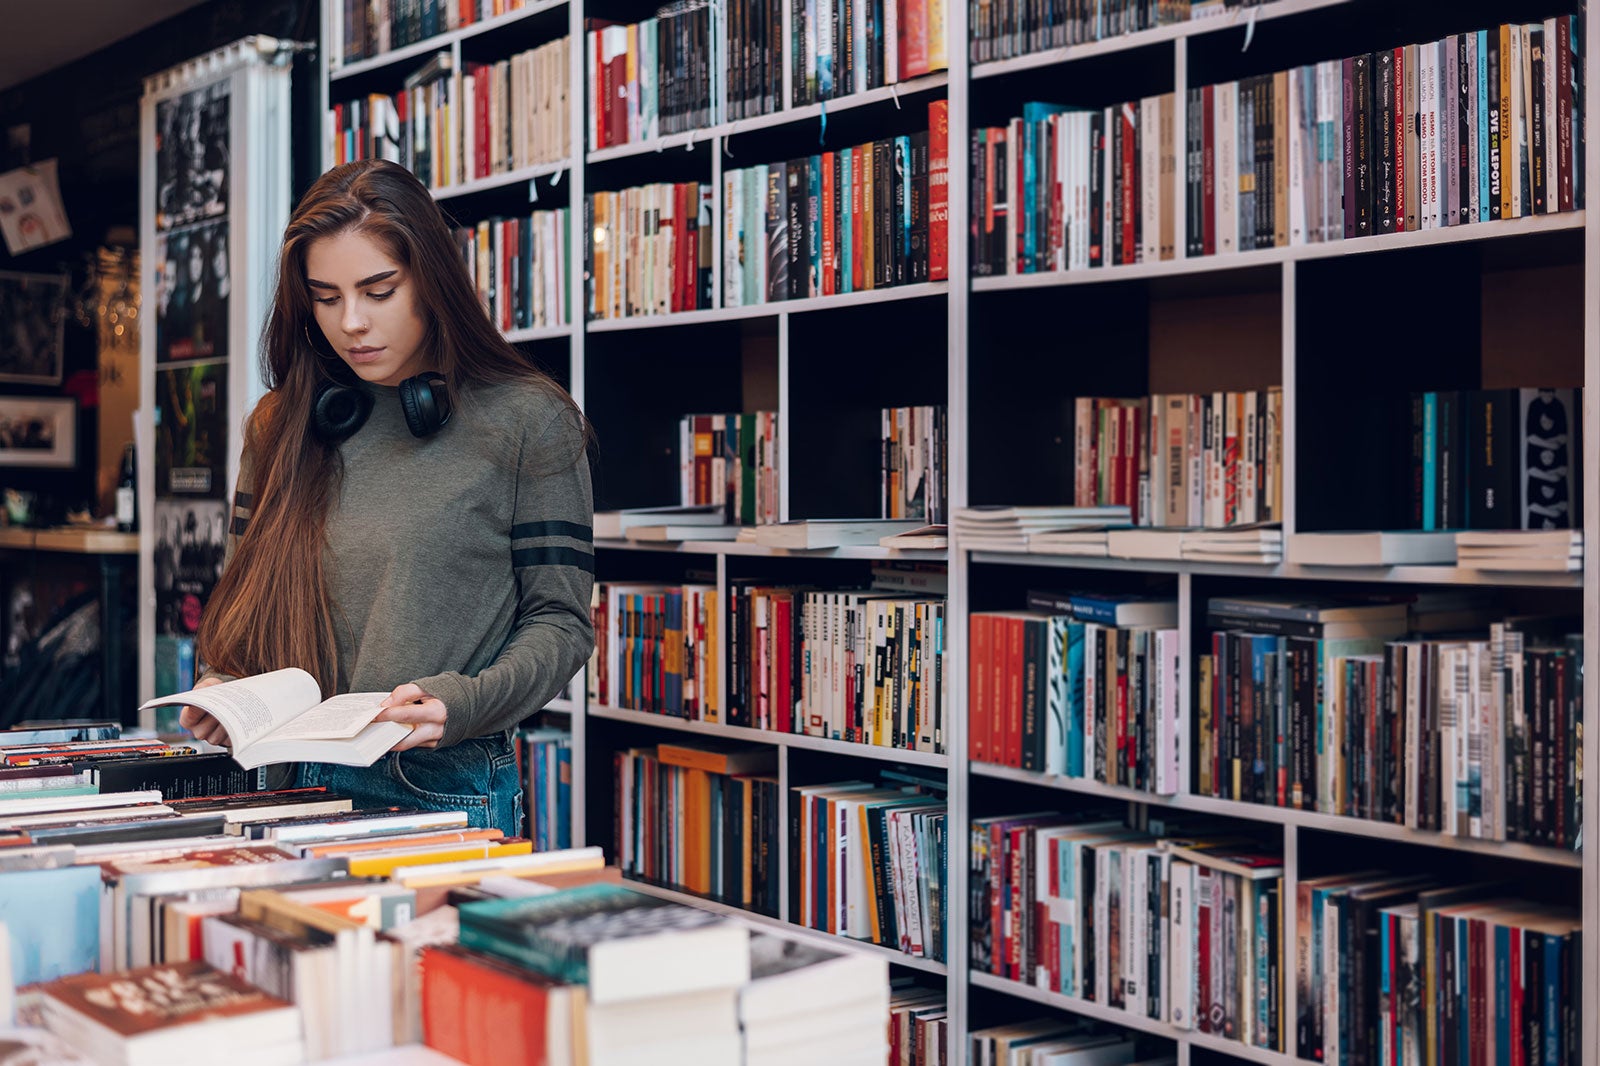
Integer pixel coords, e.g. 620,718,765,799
155,362,226,497
154,216,230,363
155,83,229,232
153,498,226,638
0,270,68,384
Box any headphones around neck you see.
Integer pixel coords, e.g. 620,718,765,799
304,321,452,443
312,373,452,443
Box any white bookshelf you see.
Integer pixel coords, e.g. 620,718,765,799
314,2,1600,1063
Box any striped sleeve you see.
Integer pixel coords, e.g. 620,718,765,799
419,409,595,747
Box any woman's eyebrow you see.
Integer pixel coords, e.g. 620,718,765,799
306,269,399,289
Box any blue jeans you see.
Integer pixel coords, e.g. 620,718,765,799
295,733,524,837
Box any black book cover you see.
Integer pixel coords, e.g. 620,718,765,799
1376,49,1397,232
987,136,1006,284
95,753,264,800
1019,617,1046,772
1487,30,1503,220
1531,25,1549,212
1089,110,1105,267
786,160,806,298
1464,389,1517,528
1353,55,1375,236
1435,390,1461,529
893,138,909,286
1256,74,1274,249
911,131,929,283
1111,110,1123,265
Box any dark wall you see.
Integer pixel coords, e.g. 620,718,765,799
0,0,321,517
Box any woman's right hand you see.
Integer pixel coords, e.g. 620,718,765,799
178,676,229,746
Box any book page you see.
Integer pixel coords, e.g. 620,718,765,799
138,668,320,751
261,692,389,742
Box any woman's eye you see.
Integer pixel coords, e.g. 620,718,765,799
313,296,339,305
369,289,396,301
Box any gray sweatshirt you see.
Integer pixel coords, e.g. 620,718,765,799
220,377,594,748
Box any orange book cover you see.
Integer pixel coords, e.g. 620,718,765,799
422,944,566,1066
969,613,989,763
347,839,532,878
821,152,837,296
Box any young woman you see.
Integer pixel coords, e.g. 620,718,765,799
181,160,594,835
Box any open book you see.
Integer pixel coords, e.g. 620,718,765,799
138,668,410,770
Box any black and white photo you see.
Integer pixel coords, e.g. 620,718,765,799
0,271,68,384
155,218,230,363
153,498,226,637
155,82,230,232
0,396,75,468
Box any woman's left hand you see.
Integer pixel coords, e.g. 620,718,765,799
376,683,448,752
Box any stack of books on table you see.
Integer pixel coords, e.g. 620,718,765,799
1456,529,1584,572
953,506,1132,552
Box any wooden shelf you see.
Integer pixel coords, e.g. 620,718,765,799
589,703,950,767
971,0,1353,80
585,281,948,332
329,0,570,82
970,762,1584,868
969,971,1293,1066
502,323,573,344
623,877,950,975
966,548,1584,588
0,527,139,556
972,211,1586,293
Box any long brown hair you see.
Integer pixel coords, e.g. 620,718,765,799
197,159,583,693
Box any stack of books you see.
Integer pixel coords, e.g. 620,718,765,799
1456,529,1583,571
953,505,1132,552
1180,523,1283,564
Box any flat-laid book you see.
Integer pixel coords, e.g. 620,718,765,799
138,668,409,770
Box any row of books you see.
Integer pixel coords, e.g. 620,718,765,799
1296,873,1581,1066
1409,387,1580,533
884,404,948,524
728,584,947,753
589,582,721,718
789,0,950,106
969,591,1180,792
1200,604,1584,848
586,181,715,319
452,208,572,332
974,16,1584,279
1,778,889,1066
967,1022,1158,1066
336,0,537,63
721,102,951,307
678,411,782,526
613,742,783,917
970,818,1286,1050
587,9,718,150
328,41,570,188
793,778,949,960
517,727,572,852
891,983,948,1065
787,0,947,108
1073,390,1284,528
968,0,1268,64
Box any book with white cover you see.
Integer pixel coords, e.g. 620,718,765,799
1026,529,1112,556
1107,527,1190,560
1288,531,1458,567
754,519,924,549
626,523,741,542
594,504,727,539
953,505,1130,529
139,669,409,770
878,524,948,549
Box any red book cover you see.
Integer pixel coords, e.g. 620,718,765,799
1115,632,1130,784
422,945,557,1066
676,183,693,312
852,146,867,290
595,32,611,150
1006,824,1026,979
990,612,1009,768
1014,118,1026,274
1202,84,1216,255
42,960,295,1039
774,595,793,733
1195,868,1213,1030
476,64,492,181
821,152,837,296
928,100,949,280
1509,927,1524,1066
1005,615,1024,768
1121,103,1136,264
1469,916,1486,1066
907,0,930,78
969,614,990,762
607,47,627,149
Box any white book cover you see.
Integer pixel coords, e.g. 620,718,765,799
1288,68,1306,245
1217,82,1237,254
1142,95,1161,264
1288,530,1457,567
1168,861,1194,1028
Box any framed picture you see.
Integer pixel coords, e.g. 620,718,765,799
0,396,76,468
0,271,68,384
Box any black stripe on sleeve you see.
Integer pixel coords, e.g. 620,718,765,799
511,520,593,542
512,546,596,573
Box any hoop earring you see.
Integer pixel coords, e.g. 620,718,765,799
304,322,339,361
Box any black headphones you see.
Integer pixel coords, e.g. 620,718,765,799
304,323,452,442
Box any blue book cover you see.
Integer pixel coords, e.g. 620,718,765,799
533,741,548,850
1250,636,1269,791
1458,918,1471,1066
1494,923,1512,1066
840,149,853,293
0,865,101,985
1065,621,1086,777
556,744,571,849
1422,392,1438,530
1542,933,1562,1066
1021,104,1071,270
807,155,823,297
897,136,913,275
666,589,684,716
